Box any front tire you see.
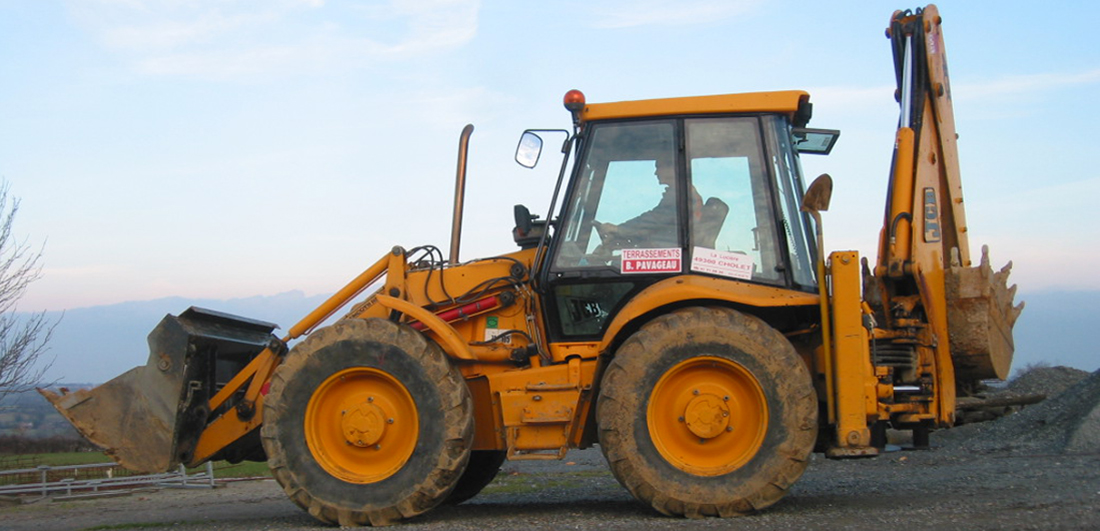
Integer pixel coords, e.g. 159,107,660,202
261,318,473,526
597,307,817,518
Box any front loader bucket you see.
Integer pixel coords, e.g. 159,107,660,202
39,307,277,474
946,246,1025,382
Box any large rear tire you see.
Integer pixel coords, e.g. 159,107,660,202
597,307,817,518
261,318,473,526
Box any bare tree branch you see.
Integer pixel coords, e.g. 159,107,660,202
0,181,57,399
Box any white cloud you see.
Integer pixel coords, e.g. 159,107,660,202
954,68,1100,100
381,0,479,55
137,44,310,78
802,85,893,108
794,65,1100,112
407,85,493,129
798,66,1100,116
588,0,760,29
66,0,481,79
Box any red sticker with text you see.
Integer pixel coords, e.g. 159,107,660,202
621,248,682,274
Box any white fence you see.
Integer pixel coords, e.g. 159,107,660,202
0,461,216,500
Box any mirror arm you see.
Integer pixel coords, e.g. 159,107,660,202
531,133,576,290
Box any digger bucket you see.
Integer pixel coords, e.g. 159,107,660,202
946,246,1025,381
39,307,277,474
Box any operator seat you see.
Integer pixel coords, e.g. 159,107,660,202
694,197,729,249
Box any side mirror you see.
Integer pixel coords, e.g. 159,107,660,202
515,131,543,168
792,128,841,155
801,174,833,214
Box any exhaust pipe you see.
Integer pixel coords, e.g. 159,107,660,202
450,124,475,265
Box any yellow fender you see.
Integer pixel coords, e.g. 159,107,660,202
598,275,819,352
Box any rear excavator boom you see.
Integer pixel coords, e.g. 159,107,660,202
818,5,1023,457
881,6,1022,386
41,4,1023,526
878,5,1022,393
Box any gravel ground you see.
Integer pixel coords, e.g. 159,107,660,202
3,368,1099,531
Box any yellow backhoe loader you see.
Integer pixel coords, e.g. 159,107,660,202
43,4,1021,526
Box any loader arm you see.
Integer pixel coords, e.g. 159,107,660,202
44,243,533,472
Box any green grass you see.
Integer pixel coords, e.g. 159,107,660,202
481,469,614,495
206,460,270,478
83,522,201,530
17,451,110,467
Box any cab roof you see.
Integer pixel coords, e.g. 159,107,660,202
580,90,809,123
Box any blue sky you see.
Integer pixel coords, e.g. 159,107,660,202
2,0,1098,312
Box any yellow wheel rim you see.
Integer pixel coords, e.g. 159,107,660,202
305,367,419,484
647,356,768,476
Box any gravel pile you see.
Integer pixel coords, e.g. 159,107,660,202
1005,365,1091,397
937,367,1100,455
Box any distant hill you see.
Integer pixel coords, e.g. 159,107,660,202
0,387,87,439
18,288,1100,386
1011,290,1100,376
32,291,329,385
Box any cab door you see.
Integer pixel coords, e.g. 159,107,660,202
543,120,684,341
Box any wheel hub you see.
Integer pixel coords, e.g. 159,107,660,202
342,400,388,447
306,367,419,483
683,393,730,439
648,356,767,476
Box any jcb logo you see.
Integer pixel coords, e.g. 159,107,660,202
923,187,942,243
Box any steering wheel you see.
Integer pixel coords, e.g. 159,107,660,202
588,221,622,263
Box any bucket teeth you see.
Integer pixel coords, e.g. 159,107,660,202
980,246,1024,328
946,245,1023,382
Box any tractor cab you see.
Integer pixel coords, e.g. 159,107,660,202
518,90,838,342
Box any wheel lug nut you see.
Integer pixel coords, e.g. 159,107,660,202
387,418,395,424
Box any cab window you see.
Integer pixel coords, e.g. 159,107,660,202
552,121,681,270
685,118,782,284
